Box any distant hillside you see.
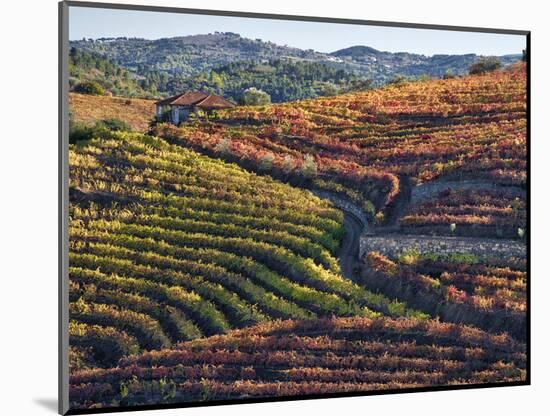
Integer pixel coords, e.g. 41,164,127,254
71,33,522,87
69,41,374,102
152,59,373,104
69,47,157,98
331,45,521,82
71,33,327,78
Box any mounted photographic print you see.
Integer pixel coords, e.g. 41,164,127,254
59,1,530,414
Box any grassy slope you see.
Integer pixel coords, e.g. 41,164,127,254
69,93,156,132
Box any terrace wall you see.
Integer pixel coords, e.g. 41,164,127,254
312,190,369,229
359,234,526,260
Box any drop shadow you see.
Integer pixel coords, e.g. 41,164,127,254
34,398,58,413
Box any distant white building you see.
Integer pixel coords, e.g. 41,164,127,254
325,56,344,63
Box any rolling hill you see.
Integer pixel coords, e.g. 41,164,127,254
71,33,522,88
331,45,521,80
154,64,527,238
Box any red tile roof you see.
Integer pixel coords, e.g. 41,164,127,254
155,91,208,106
155,93,187,106
171,91,210,106
195,95,235,110
155,91,234,110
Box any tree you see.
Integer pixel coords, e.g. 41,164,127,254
69,118,132,144
318,82,339,97
388,75,407,86
74,80,105,96
469,57,502,75
241,87,271,106
209,71,224,89
443,69,455,79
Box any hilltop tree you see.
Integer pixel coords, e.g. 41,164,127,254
469,57,502,75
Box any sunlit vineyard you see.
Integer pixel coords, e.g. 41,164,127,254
69,316,526,409
154,64,526,226
402,188,527,238
364,252,527,339
67,61,528,411
69,131,428,372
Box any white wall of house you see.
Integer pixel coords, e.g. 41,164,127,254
171,106,180,125
169,106,192,125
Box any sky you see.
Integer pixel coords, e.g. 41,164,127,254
69,6,526,56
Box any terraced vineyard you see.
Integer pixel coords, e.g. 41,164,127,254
69,317,526,409
69,131,428,372
402,187,526,238
363,252,527,339
67,63,528,411
154,64,527,227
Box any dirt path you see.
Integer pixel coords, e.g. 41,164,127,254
311,190,367,281
338,212,365,281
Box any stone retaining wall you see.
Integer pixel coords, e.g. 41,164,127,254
410,180,525,205
312,190,369,230
359,234,526,260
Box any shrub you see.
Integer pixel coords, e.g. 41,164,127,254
97,118,132,132
388,75,407,85
69,118,132,144
69,121,107,144
281,155,296,174
398,249,420,266
73,80,105,96
259,152,275,172
365,252,399,276
374,211,385,225
214,138,232,155
300,154,317,179
469,57,502,75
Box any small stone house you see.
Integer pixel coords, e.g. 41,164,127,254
155,91,235,124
